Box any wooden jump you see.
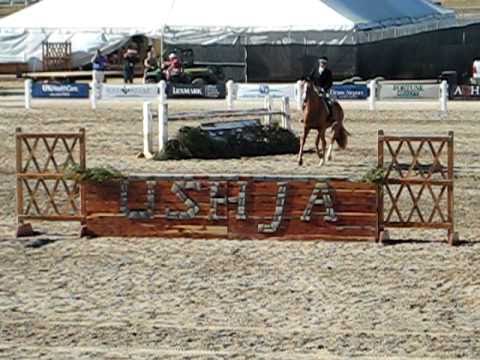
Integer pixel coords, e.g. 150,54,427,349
14,129,458,245
142,97,291,159
82,175,379,241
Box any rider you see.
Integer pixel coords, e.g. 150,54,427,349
162,52,183,81
304,56,334,115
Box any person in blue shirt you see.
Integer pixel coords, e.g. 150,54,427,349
91,49,107,83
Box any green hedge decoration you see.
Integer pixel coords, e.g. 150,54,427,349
157,124,300,160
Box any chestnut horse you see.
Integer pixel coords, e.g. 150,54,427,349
298,81,349,166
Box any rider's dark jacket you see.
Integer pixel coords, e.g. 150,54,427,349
308,66,333,92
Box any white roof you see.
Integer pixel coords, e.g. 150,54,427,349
0,0,454,33
0,0,357,32
0,0,456,64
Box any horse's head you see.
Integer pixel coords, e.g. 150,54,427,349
303,79,322,105
304,80,314,99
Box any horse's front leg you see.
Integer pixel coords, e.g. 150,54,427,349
298,128,309,166
319,133,327,166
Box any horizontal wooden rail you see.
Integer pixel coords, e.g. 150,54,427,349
16,133,83,139
385,179,453,185
17,173,71,179
169,110,287,122
378,135,451,142
384,222,453,229
18,215,84,222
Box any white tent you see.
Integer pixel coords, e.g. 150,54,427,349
0,0,456,67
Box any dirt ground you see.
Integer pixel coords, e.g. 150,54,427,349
0,91,479,359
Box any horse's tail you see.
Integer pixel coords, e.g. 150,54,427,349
331,105,349,150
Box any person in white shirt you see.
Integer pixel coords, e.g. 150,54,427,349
472,58,480,85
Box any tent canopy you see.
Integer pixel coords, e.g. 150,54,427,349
0,0,454,32
0,0,456,65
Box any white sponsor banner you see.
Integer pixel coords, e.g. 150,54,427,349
101,84,159,99
379,83,439,99
236,83,295,99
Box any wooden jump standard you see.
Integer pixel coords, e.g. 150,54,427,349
15,129,458,244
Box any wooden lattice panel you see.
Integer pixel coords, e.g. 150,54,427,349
19,178,80,221
378,130,456,244
16,129,86,224
42,41,72,71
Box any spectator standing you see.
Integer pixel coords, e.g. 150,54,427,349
472,57,480,85
143,46,158,83
123,46,138,84
91,49,107,83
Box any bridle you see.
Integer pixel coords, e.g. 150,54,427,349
305,80,326,101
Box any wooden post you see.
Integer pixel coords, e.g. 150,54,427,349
15,127,33,237
377,129,385,243
79,128,86,171
24,79,32,110
79,128,86,222
447,131,456,245
15,128,23,223
143,102,154,159
368,80,377,111
281,96,291,130
226,80,235,110
263,95,272,125
158,102,168,153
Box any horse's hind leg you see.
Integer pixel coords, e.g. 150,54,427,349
314,132,322,161
326,142,334,161
327,121,338,162
298,128,310,166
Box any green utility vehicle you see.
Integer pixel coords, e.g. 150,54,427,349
144,48,225,85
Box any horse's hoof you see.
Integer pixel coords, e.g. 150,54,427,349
319,160,325,167
298,159,303,166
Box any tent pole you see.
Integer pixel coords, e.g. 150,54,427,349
244,37,248,83
160,30,164,68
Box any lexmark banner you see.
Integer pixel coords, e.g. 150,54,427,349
379,83,439,99
101,84,159,99
167,84,226,99
236,83,295,99
31,83,90,98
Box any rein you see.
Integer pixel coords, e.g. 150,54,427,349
306,82,327,101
